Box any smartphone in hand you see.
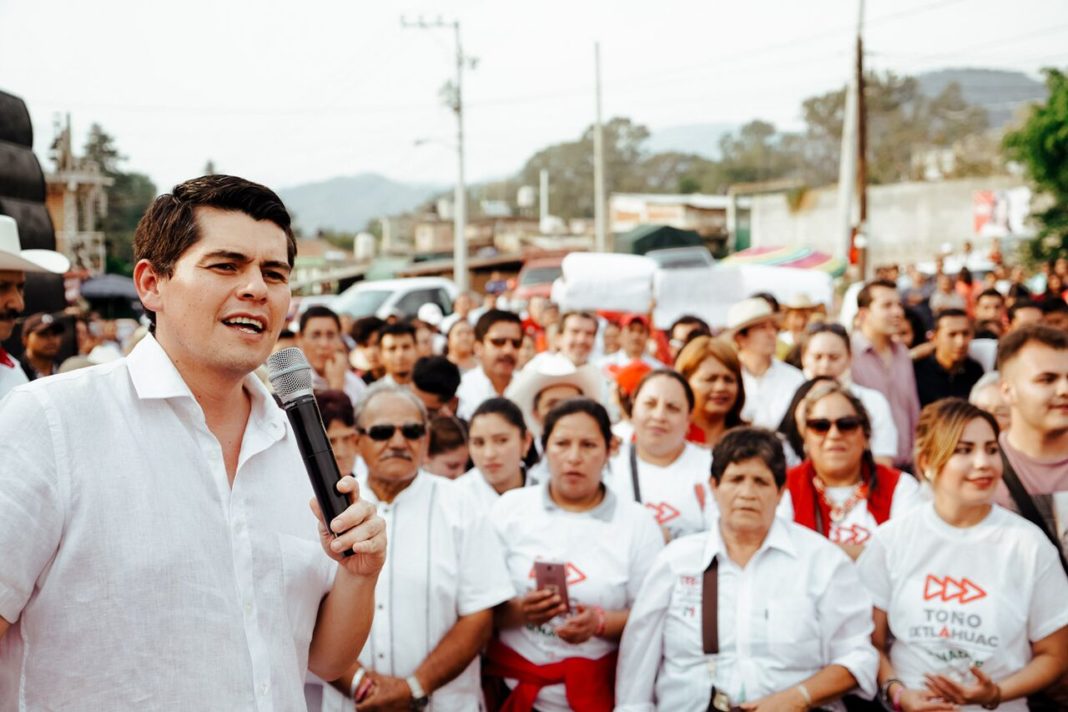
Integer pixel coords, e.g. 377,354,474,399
533,561,570,613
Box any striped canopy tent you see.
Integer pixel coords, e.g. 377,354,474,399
721,246,846,277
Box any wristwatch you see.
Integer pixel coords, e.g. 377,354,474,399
406,675,429,710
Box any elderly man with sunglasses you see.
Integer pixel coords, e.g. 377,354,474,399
331,381,515,710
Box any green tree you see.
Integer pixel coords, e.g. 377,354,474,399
517,117,651,218
82,125,157,275
1003,67,1068,263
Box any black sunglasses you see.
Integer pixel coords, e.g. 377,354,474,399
488,337,523,349
805,416,863,434
357,422,427,441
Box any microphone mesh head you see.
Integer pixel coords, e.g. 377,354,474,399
266,347,315,403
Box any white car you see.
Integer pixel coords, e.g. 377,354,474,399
332,277,460,320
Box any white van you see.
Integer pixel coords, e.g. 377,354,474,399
332,277,459,320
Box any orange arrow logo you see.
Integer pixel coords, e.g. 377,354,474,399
923,575,986,604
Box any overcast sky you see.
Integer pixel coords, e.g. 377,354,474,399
2,0,1065,194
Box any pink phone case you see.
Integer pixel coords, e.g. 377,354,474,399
533,561,570,612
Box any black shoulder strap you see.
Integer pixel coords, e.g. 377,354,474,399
629,442,642,503
1001,451,1068,575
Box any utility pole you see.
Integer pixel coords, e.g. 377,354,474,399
402,16,473,291
539,168,549,231
855,14,869,280
834,0,865,277
593,42,608,253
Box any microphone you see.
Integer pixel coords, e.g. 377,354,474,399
266,347,353,556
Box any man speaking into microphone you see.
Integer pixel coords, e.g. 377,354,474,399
0,175,386,709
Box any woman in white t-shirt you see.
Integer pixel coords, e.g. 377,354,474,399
780,380,920,560
487,398,664,712
858,398,1068,711
455,397,533,512
605,369,714,541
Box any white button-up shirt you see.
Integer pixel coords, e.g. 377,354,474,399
490,483,664,712
0,357,28,400
356,471,515,711
456,366,507,421
740,359,806,429
0,335,336,711
616,516,878,712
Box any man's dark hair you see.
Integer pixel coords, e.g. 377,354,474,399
997,323,1068,370
711,427,787,488
412,356,462,402
314,389,354,428
351,316,385,347
299,305,341,334
1008,298,1041,322
277,328,295,341
559,310,599,333
428,415,468,457
750,292,780,313
474,308,522,342
856,279,899,310
976,288,1004,304
1041,298,1068,315
134,175,296,329
378,321,416,343
541,398,613,452
933,308,970,330
670,314,711,339
973,320,1001,340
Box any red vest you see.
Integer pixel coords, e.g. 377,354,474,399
786,459,902,535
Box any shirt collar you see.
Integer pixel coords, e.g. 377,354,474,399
701,512,798,567
126,333,286,433
539,480,617,522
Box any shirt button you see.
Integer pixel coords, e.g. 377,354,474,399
260,682,270,695
377,603,384,611
244,601,253,614
234,519,245,533
377,653,384,659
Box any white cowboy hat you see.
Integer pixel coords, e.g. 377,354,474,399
726,297,777,335
505,353,604,436
0,215,70,273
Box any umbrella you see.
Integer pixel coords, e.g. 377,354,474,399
80,274,139,300
721,246,846,277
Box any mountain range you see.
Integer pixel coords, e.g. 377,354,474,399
281,68,1047,233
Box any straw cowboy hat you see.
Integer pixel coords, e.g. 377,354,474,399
505,353,604,436
0,216,70,273
726,297,777,335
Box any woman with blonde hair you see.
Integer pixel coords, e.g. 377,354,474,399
858,398,1068,711
674,335,746,447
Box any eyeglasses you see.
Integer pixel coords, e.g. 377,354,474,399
805,416,863,435
356,422,427,441
488,337,523,349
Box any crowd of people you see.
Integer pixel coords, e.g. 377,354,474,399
278,239,1068,710
1,176,1067,712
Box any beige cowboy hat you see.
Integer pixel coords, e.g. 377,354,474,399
782,293,818,311
726,297,777,335
0,216,70,273
505,353,604,436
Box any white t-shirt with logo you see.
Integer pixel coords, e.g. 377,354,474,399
777,472,922,546
489,484,664,712
857,503,1068,711
605,442,715,541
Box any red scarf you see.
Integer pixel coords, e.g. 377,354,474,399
483,639,616,712
0,346,13,368
786,459,902,535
